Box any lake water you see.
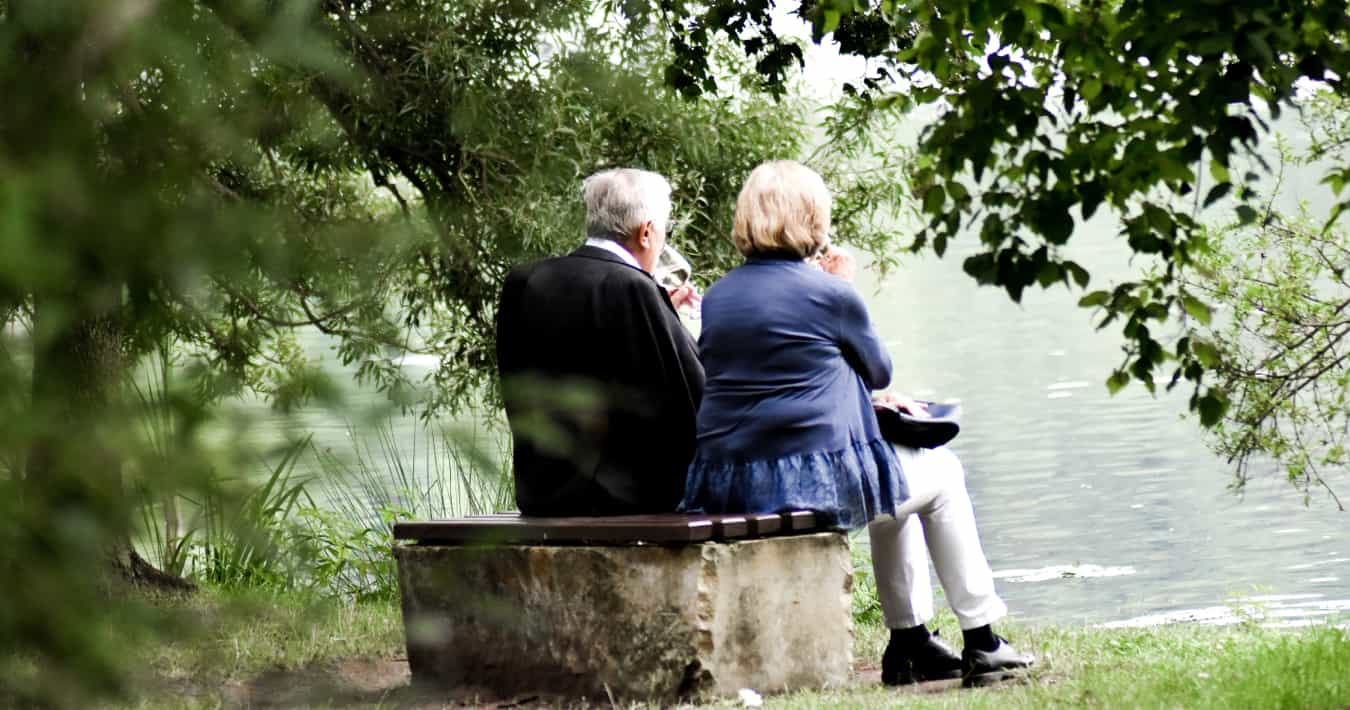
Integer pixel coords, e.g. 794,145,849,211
275,222,1346,629
855,229,1348,628
265,111,1347,629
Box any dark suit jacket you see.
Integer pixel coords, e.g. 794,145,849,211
495,245,705,515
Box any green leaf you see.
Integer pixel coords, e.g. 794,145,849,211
1247,33,1276,67
1192,339,1221,368
1037,2,1066,28
1064,260,1090,288
1079,181,1105,221
1324,201,1349,233
822,10,842,34
1196,389,1230,428
1209,160,1231,184
1235,204,1259,224
1195,33,1230,56
946,181,969,202
1203,182,1231,208
962,252,997,284
1181,294,1212,325
1036,261,1061,287
1078,290,1110,307
1035,203,1074,244
1106,369,1130,395
1001,10,1026,42
1322,170,1348,196
922,185,946,215
1081,79,1102,102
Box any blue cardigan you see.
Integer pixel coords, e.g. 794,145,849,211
680,257,909,529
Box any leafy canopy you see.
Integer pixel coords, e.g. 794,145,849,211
658,0,1350,448
1191,94,1350,507
0,0,913,701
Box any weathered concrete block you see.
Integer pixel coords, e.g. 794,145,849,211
394,532,853,702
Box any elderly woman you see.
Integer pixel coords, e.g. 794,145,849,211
681,160,1033,687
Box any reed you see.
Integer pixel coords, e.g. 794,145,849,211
293,419,512,600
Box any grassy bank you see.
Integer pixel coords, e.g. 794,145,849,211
787,617,1350,709
118,589,1350,709
124,590,406,708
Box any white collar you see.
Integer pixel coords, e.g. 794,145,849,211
584,237,642,271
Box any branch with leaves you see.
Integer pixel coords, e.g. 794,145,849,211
654,0,1350,502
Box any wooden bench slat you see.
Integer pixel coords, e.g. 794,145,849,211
704,514,749,539
781,510,818,531
395,518,715,544
393,510,821,545
745,512,784,536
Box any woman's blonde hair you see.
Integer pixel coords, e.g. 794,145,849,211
732,160,832,258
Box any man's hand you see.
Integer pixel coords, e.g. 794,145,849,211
815,246,856,282
668,284,702,310
872,392,931,418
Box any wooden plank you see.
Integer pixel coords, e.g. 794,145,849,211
781,510,819,532
744,512,783,536
394,516,717,545
393,522,710,545
705,514,750,539
393,510,823,545
531,511,794,537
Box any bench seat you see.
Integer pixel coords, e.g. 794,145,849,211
392,510,822,545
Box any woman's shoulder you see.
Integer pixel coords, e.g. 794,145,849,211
704,262,764,297
705,260,856,308
713,259,839,286
789,264,862,307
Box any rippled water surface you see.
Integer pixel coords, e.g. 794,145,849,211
275,230,1346,628
856,217,1348,627
269,127,1346,627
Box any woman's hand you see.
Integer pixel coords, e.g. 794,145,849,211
872,392,931,418
815,246,856,282
668,284,702,310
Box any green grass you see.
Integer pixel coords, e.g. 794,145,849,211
763,619,1350,710
125,588,405,708
116,589,1350,709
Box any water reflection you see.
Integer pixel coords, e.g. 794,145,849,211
1102,595,1350,630
857,229,1347,627
259,192,1347,629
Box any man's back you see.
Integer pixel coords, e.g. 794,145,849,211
496,245,704,515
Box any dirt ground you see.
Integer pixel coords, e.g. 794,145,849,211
182,657,974,708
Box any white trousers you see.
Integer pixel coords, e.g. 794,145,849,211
868,445,1008,630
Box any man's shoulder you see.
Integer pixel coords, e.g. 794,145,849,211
506,253,566,279
511,249,647,281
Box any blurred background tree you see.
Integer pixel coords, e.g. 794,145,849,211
0,0,911,702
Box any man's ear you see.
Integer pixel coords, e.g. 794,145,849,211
636,221,654,249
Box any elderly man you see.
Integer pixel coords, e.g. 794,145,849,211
495,168,704,516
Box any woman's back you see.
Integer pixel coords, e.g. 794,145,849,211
696,257,889,461
680,160,906,529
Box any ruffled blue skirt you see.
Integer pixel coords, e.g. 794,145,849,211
679,437,909,530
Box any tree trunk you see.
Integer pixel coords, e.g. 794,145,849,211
25,295,195,593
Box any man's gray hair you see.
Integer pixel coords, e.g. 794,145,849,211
582,168,673,242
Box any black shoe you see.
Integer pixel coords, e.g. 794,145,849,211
881,631,963,686
961,636,1035,687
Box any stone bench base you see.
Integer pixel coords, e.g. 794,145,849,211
394,532,853,702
